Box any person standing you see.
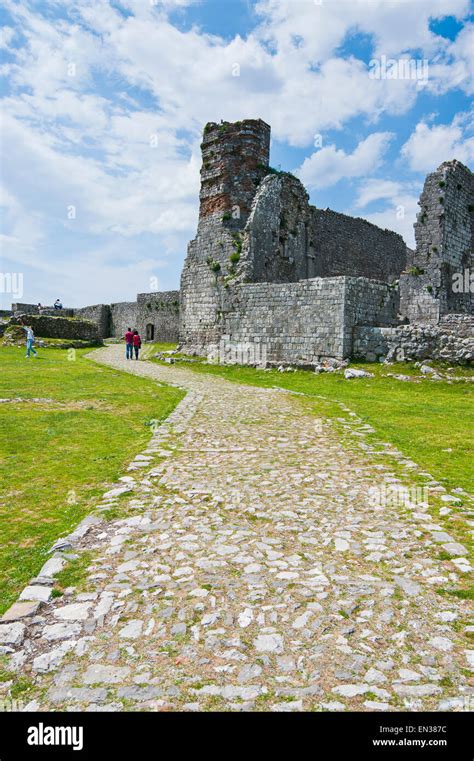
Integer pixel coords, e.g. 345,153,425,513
124,327,134,359
132,330,141,360
23,324,38,358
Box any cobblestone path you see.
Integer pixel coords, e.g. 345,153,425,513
1,346,472,712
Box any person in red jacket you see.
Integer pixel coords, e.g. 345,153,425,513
124,327,134,360
132,330,142,360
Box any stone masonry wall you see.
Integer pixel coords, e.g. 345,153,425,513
310,208,408,282
74,304,111,339
239,174,312,283
11,314,100,342
136,291,180,342
212,277,398,364
343,278,400,356
238,175,408,285
12,303,75,318
219,278,347,362
353,315,474,363
110,302,138,339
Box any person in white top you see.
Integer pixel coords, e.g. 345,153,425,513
23,325,38,358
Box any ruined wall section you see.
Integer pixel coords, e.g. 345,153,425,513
74,304,111,338
309,208,408,282
400,160,473,323
10,314,100,342
238,174,313,283
238,176,408,286
353,315,474,363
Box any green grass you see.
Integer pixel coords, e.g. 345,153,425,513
150,356,474,494
53,550,94,593
0,346,184,614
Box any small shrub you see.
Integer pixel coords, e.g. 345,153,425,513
206,256,221,273
438,181,445,188
408,266,424,276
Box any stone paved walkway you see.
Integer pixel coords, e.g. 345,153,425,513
1,345,472,712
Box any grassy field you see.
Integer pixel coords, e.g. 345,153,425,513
0,345,183,615
149,350,474,495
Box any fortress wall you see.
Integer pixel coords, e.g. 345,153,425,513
12,303,40,314
12,303,75,318
9,314,100,342
216,277,399,364
220,278,347,362
74,304,111,338
110,302,138,338
180,119,271,354
136,291,180,342
240,174,311,283
310,208,408,282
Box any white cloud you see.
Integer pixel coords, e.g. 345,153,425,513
0,0,472,304
401,114,474,172
353,178,422,247
296,132,394,190
354,179,404,208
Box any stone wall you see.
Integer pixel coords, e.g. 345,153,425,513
74,304,111,339
180,119,271,354
208,277,399,364
219,278,346,362
343,278,400,356
11,314,100,342
353,314,474,363
400,160,474,323
236,174,408,285
110,302,138,339
199,119,270,223
136,291,180,342
239,174,312,283
310,208,408,282
12,303,75,318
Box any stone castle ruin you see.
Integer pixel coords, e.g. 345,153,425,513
178,119,473,365
10,118,473,365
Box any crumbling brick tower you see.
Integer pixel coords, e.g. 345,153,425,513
179,119,270,354
400,160,474,323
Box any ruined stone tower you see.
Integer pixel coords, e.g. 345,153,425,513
400,160,474,323
179,119,271,353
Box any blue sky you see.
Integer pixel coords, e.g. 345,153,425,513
0,0,473,308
